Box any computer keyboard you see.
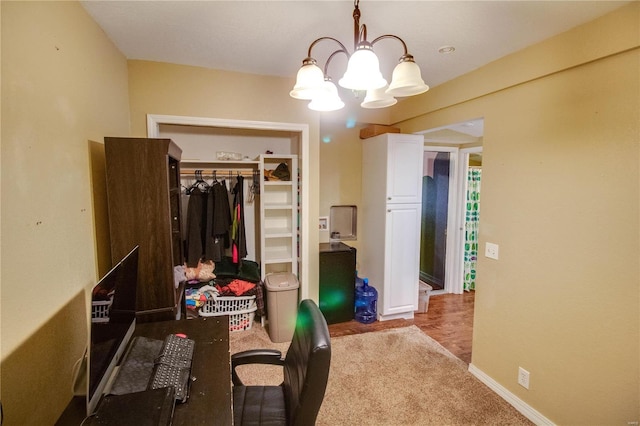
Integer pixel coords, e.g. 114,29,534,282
148,334,195,403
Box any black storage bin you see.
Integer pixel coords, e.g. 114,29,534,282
319,242,356,324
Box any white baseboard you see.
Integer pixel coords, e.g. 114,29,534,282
378,311,414,321
468,363,555,426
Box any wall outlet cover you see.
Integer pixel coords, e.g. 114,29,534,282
485,242,499,259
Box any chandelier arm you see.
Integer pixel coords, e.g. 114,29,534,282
307,37,350,58
371,34,410,57
322,49,350,76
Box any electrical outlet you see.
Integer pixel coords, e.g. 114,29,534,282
485,242,499,259
518,367,530,389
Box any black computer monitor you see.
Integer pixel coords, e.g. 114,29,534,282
86,245,139,415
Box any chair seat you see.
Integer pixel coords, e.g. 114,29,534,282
233,385,287,426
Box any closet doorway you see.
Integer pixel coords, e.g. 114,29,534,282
146,114,311,299
417,118,483,294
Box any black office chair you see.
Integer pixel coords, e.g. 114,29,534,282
231,299,331,426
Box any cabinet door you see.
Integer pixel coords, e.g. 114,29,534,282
386,135,424,204
382,203,421,317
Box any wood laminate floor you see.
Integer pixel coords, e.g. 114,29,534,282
327,291,475,364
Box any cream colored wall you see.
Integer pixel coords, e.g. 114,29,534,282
1,1,130,424
318,123,362,249
317,98,390,255
126,60,321,300
2,1,637,424
392,3,639,424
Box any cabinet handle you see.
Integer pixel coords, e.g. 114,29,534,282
387,197,392,201
387,209,391,213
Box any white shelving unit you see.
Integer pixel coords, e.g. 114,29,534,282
259,154,299,280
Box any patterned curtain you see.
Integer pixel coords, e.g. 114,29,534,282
463,168,481,291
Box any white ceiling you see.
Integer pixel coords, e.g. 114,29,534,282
81,0,628,89
80,1,629,141
420,117,484,143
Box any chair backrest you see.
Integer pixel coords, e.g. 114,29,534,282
283,299,331,426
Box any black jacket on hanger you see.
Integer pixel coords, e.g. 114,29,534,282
185,187,210,267
231,176,247,262
205,181,232,262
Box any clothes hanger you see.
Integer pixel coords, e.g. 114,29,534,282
186,170,210,194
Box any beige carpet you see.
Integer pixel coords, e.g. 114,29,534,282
230,324,533,426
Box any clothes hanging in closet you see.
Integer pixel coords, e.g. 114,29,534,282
231,175,247,263
185,181,232,267
208,181,232,261
185,187,208,267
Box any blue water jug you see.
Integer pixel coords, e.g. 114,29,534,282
354,278,377,324
355,271,365,290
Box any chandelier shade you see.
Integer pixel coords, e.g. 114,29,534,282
289,59,325,100
308,79,345,112
361,85,397,109
289,0,429,110
338,43,387,91
386,56,429,97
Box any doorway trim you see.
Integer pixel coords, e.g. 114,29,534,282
420,145,484,294
455,146,483,293
146,114,311,299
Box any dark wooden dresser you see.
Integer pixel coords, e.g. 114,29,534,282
105,137,184,321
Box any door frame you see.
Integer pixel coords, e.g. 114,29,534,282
455,146,483,293
419,145,484,294
146,114,311,299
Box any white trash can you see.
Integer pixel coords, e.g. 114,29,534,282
416,282,433,313
264,272,300,343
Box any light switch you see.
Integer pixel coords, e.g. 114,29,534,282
485,242,499,260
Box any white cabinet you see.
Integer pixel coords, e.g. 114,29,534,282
385,136,424,204
259,154,298,279
383,203,422,316
361,133,423,321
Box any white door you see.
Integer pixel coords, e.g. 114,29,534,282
381,203,421,319
386,135,424,204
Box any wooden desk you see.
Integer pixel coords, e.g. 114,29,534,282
57,316,232,425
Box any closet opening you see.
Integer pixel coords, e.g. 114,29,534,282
146,114,310,300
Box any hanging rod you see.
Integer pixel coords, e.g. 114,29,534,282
180,168,257,178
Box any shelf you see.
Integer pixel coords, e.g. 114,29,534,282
264,228,293,238
264,255,295,264
264,263,294,275
264,203,293,210
264,247,293,261
264,181,293,186
181,159,260,167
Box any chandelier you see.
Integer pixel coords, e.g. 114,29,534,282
289,0,429,112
